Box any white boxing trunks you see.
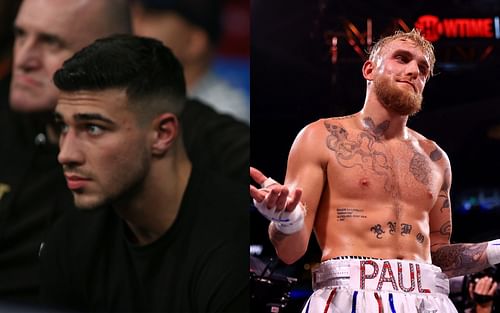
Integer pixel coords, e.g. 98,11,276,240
302,257,458,313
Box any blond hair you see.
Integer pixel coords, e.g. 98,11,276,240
368,29,436,78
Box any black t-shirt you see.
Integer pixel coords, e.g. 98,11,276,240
40,169,249,313
0,109,74,304
0,97,248,305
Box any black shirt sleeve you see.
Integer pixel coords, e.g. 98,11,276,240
181,99,249,184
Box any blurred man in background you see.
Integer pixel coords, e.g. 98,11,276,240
0,1,21,105
131,0,250,124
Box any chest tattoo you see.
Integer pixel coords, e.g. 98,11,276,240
324,120,391,187
409,151,432,186
324,119,403,218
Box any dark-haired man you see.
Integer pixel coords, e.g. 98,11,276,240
40,34,248,313
0,0,130,303
1,0,248,305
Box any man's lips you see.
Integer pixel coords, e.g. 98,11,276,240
64,174,91,190
13,74,44,88
398,80,416,92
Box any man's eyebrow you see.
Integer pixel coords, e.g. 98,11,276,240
13,24,68,48
392,49,412,57
39,32,67,47
393,49,430,68
74,113,116,125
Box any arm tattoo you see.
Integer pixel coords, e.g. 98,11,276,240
440,198,450,212
430,148,442,161
440,168,450,192
429,221,451,242
439,221,451,238
438,168,451,212
432,243,488,277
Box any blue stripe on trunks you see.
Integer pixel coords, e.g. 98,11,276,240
351,290,358,313
389,293,396,313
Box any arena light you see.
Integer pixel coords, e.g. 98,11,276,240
415,15,499,42
324,16,500,65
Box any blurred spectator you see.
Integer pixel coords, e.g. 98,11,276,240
131,0,250,123
0,1,21,106
465,268,499,313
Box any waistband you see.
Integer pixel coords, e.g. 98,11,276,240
312,258,450,295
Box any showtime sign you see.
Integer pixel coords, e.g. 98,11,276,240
415,15,500,42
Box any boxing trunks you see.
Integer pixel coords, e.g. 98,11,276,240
302,257,458,313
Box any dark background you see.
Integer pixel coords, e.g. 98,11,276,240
250,0,500,310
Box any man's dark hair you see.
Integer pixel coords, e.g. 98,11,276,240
54,34,186,118
136,0,222,43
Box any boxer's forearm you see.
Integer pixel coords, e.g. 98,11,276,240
269,223,309,265
431,242,488,277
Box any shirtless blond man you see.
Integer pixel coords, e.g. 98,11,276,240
250,29,500,313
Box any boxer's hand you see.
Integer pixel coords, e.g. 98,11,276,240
469,276,497,308
250,167,304,234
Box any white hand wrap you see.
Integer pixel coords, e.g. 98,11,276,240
253,198,305,234
253,177,305,235
486,239,500,265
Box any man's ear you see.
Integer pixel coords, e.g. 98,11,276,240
185,27,210,61
150,113,179,156
362,60,375,81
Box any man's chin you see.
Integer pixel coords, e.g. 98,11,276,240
384,103,421,116
9,93,55,113
387,105,421,116
73,195,106,210
380,90,422,116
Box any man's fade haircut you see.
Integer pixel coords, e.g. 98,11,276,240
53,34,186,120
368,28,436,78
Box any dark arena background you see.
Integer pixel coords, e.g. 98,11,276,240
250,0,500,311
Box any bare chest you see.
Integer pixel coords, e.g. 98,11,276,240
324,128,442,212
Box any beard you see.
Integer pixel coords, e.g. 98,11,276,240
373,74,423,116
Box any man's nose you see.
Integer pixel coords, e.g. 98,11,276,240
58,130,85,167
405,60,420,79
13,36,42,72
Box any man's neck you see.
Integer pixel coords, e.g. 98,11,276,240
359,97,410,141
115,153,192,246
